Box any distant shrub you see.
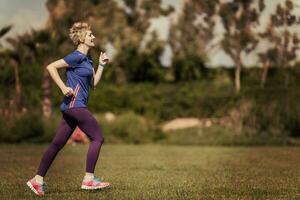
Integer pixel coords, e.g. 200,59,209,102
1,67,299,144
0,117,6,141
84,82,238,122
162,126,297,146
241,87,300,138
172,54,207,82
41,112,62,142
1,111,44,143
98,112,164,144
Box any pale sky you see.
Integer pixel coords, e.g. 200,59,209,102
1,0,300,67
0,0,48,43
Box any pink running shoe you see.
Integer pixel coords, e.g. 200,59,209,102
26,178,46,196
81,177,111,190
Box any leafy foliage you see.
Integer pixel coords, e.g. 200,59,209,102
217,0,264,92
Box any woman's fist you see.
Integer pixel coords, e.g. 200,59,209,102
62,86,74,97
99,52,109,66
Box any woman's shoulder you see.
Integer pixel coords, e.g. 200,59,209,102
64,50,87,66
64,50,87,62
71,50,87,59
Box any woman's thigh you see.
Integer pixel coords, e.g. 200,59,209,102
64,108,103,141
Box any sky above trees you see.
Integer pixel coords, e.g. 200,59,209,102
0,0,48,43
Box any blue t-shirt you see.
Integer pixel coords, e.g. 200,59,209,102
60,50,94,112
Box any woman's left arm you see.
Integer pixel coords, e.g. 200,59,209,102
92,52,109,89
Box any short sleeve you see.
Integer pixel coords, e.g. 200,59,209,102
63,51,83,68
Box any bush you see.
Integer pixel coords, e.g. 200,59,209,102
105,44,167,83
173,54,207,82
241,86,300,138
40,112,62,142
97,112,164,144
1,111,44,143
162,126,298,146
83,82,238,122
0,117,6,142
2,67,300,144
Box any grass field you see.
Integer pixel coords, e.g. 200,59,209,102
0,144,299,200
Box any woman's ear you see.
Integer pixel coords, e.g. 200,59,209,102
79,37,84,43
79,33,86,43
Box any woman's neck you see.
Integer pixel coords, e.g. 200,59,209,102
77,44,89,55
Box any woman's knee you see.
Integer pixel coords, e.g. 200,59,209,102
51,139,66,150
93,135,104,144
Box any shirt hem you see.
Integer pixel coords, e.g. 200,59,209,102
61,105,88,113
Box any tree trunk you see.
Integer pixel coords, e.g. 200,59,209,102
42,63,52,118
11,59,22,111
235,59,241,93
261,60,270,88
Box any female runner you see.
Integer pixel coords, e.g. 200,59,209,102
26,22,110,196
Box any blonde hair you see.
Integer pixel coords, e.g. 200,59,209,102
69,22,91,45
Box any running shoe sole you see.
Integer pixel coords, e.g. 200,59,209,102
81,184,111,190
26,181,43,196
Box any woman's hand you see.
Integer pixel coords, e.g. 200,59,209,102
61,86,74,97
99,52,109,66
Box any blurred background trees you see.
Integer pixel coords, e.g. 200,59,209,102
218,0,263,93
0,0,299,144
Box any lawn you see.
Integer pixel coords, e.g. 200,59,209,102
0,144,299,199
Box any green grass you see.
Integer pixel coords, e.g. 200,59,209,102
0,144,299,199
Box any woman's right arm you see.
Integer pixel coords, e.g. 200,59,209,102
46,59,74,97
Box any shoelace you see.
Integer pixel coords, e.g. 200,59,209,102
41,183,46,191
94,177,102,183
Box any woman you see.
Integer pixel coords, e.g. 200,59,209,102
26,22,110,196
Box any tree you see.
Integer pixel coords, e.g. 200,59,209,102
5,35,27,112
218,0,264,93
104,0,168,83
0,25,12,42
31,30,61,118
45,0,166,83
257,48,278,87
267,0,300,86
168,1,218,81
6,29,63,117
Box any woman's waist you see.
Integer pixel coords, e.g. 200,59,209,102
62,95,89,104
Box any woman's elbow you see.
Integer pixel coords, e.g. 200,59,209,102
91,83,96,90
46,64,52,72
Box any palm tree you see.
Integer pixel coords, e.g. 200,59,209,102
5,28,62,117
34,30,59,118
23,29,62,118
0,25,23,113
6,35,30,112
0,25,12,39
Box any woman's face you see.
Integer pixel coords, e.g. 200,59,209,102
83,30,96,47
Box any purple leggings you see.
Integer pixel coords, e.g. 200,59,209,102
37,107,104,176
